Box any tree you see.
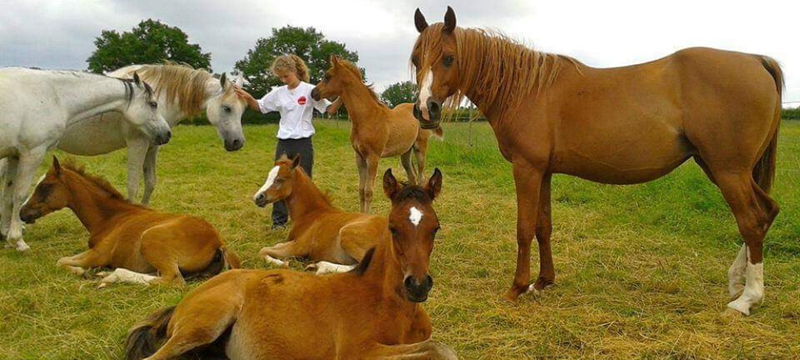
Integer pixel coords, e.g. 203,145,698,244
235,26,360,98
87,19,211,73
381,81,417,108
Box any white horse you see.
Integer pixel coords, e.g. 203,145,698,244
0,68,170,251
56,64,249,204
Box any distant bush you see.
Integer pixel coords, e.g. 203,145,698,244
782,107,800,120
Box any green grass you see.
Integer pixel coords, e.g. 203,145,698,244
2,119,799,359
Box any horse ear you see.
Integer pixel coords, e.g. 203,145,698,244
425,168,442,200
133,72,141,85
414,8,429,33
234,75,244,87
443,6,456,34
291,154,302,169
220,73,228,89
383,168,400,200
52,156,62,175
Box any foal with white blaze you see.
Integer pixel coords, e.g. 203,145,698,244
0,68,170,251
56,64,249,204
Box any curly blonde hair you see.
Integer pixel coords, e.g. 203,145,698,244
271,54,310,82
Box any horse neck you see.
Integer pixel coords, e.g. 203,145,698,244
64,174,139,233
283,169,333,221
456,36,567,123
361,239,415,306
50,74,133,124
338,78,386,126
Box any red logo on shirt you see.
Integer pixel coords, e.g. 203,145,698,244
297,96,307,106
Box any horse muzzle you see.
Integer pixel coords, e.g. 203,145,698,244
153,130,172,146
19,208,39,224
310,87,321,101
254,192,271,208
413,100,441,130
224,137,244,152
404,274,433,303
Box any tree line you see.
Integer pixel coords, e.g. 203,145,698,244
86,19,417,123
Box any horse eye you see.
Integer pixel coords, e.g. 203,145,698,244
443,55,454,68
389,227,399,238
149,101,158,109
222,105,231,113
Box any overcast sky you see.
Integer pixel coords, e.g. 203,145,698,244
2,0,799,105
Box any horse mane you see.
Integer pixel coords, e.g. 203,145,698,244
349,247,376,276
133,63,220,118
415,24,579,120
60,159,132,203
337,59,388,109
392,183,432,204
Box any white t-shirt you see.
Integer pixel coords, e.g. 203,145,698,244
256,82,331,139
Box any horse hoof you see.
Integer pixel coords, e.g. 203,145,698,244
502,288,523,303
721,307,745,318
15,242,30,252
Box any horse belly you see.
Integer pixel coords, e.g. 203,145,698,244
57,114,127,155
554,124,693,184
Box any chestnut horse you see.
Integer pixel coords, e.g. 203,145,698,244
311,56,443,213
19,158,240,286
253,155,439,275
411,7,782,316
124,168,456,360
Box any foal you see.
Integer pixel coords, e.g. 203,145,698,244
253,154,393,274
19,158,240,286
125,168,455,360
311,56,443,213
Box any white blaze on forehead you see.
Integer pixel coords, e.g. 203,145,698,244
418,68,433,106
254,166,280,200
409,207,423,227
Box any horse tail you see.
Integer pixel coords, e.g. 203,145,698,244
184,247,234,281
125,306,175,360
752,56,783,193
222,246,242,269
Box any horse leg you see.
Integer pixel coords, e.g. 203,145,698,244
1,157,17,244
413,140,428,185
140,245,185,287
400,149,417,185
6,148,46,251
532,173,555,291
356,152,367,212
141,145,160,205
714,172,777,315
363,155,380,214
504,162,543,301
258,241,303,267
98,268,159,288
345,340,458,360
56,249,106,277
142,291,239,360
307,261,356,274
125,138,149,203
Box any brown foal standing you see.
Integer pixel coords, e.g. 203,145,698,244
125,168,456,360
254,154,420,274
19,158,240,286
311,55,443,213
410,7,782,315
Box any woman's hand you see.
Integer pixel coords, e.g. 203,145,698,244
234,87,260,111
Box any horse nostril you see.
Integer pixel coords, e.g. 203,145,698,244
404,276,414,290
427,99,440,118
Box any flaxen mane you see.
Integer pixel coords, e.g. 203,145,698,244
338,59,388,109
61,160,129,202
414,24,579,119
134,64,221,118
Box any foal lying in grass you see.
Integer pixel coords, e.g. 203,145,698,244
19,157,240,287
254,155,432,274
125,168,455,360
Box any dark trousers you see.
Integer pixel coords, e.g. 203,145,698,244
272,137,314,226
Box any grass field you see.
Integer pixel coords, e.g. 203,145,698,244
1,119,799,359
